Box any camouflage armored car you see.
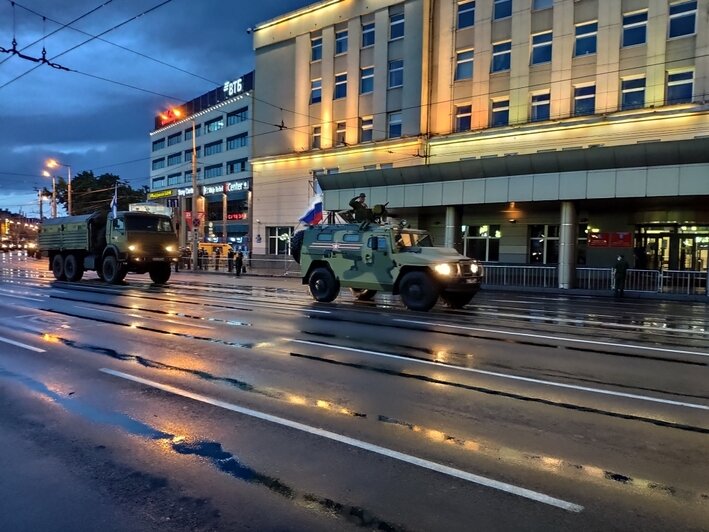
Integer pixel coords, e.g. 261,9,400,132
292,218,483,311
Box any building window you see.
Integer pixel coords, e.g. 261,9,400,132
531,32,552,65
360,67,374,94
227,132,248,150
669,1,697,38
666,70,694,104
335,30,348,54
621,77,646,110
227,158,248,173
360,117,373,142
205,117,223,133
184,147,201,160
152,176,166,188
455,104,472,132
454,49,474,80
491,41,511,72
204,140,223,156
465,225,500,262
575,21,597,56
493,0,512,20
167,132,181,146
227,107,248,125
388,112,402,138
336,122,347,145
491,99,509,127
532,0,552,10
268,227,293,255
184,125,201,140
152,138,165,151
390,12,405,40
311,36,322,61
388,60,404,88
362,22,375,47
167,173,181,186
573,85,596,116
458,1,475,29
167,152,182,166
312,126,322,149
204,164,223,179
334,73,347,99
530,224,559,264
185,169,201,183
531,92,550,121
152,158,165,170
310,79,322,104
622,11,647,47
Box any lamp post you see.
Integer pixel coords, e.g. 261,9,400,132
41,171,57,218
46,159,72,215
190,120,200,272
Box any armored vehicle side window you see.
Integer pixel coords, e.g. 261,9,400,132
317,233,334,241
368,236,388,249
342,233,361,242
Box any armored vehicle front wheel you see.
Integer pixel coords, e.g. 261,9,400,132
51,254,65,281
64,254,84,282
309,267,340,302
149,263,171,284
440,291,474,309
102,256,127,284
350,288,377,301
399,271,439,311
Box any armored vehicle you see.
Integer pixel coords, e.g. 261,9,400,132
292,216,483,311
38,211,179,284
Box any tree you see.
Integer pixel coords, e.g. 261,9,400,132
43,171,148,216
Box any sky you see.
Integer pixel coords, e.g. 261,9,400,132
0,0,310,217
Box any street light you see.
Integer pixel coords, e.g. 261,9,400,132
46,159,72,215
41,170,57,218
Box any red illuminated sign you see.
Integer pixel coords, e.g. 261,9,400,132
610,232,632,247
588,232,609,247
227,213,247,221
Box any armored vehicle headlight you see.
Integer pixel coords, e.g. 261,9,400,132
434,263,453,276
470,263,479,274
165,245,175,253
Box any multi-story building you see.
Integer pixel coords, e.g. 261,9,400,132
251,0,708,283
148,72,254,251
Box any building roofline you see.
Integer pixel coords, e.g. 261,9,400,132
254,0,343,31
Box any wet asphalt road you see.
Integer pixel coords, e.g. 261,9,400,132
0,252,707,531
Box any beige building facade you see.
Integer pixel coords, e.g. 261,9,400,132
252,0,709,278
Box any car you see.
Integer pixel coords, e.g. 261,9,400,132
292,211,484,311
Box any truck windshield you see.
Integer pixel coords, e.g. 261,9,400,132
124,215,173,232
396,231,433,248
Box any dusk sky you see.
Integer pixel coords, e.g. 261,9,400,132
0,0,310,217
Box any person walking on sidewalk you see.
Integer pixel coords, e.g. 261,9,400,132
227,248,235,272
234,251,244,277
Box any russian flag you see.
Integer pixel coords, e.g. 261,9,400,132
299,198,323,225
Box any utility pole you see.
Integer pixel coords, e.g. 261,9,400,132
37,189,43,220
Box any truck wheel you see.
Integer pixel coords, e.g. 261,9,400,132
64,254,84,282
309,267,340,302
149,263,171,284
399,271,439,311
291,230,305,264
440,291,474,309
102,256,126,284
350,288,377,301
51,254,65,281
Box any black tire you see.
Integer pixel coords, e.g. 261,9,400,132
149,263,171,284
440,291,474,309
308,267,340,302
350,288,377,301
291,230,305,264
51,254,65,281
102,255,126,284
399,271,439,311
64,254,84,282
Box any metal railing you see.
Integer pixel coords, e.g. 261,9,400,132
482,265,558,288
661,270,707,295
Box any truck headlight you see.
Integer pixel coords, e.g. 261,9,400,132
434,263,453,276
165,245,175,253
128,244,137,252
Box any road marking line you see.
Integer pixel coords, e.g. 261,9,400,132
0,335,45,353
292,340,709,411
394,319,709,358
100,367,583,513
0,292,43,302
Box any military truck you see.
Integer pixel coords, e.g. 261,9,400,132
38,211,179,284
291,216,484,311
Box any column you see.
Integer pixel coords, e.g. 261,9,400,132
558,201,576,289
444,206,462,251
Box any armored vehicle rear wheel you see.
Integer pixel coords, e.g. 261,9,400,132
309,267,340,302
291,230,305,264
64,254,84,282
51,254,65,281
102,255,127,284
440,291,474,309
399,271,439,311
350,288,377,301
149,263,171,284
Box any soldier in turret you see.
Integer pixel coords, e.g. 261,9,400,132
349,193,368,222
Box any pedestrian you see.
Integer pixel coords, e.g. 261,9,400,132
234,251,244,277
227,248,235,272
198,248,205,270
214,248,221,271
613,254,629,297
